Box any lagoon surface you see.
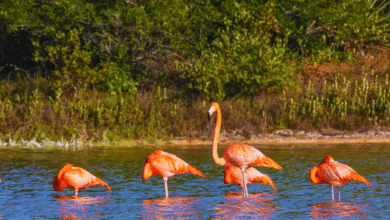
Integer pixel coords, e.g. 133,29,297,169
0,143,389,219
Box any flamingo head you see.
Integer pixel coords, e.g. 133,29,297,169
52,176,69,191
208,102,220,121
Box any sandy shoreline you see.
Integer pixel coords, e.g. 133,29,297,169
3,130,390,147
117,134,390,147
165,137,390,146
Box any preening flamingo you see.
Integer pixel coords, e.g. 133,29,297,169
224,164,277,194
142,149,207,198
208,102,282,198
53,163,112,195
310,156,371,202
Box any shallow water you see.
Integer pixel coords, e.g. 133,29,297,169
0,143,389,219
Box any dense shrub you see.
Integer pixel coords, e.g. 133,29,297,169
1,0,390,142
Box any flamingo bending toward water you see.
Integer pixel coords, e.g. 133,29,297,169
208,102,282,198
53,163,112,195
310,156,371,202
142,150,207,198
224,164,277,194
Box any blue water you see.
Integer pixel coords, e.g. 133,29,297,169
0,143,388,219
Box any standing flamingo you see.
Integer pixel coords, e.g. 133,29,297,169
142,149,207,198
310,156,371,202
208,102,282,198
224,164,277,194
53,163,112,195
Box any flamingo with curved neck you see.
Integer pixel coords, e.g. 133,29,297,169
208,102,282,198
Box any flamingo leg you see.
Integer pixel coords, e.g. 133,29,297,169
241,168,249,198
163,177,169,198
337,186,341,202
74,189,78,196
331,185,334,201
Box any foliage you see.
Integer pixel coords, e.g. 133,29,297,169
274,0,389,61
1,0,390,142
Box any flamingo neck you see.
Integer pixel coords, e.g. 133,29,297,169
212,108,226,166
309,166,322,184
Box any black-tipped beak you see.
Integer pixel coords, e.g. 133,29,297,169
207,112,211,122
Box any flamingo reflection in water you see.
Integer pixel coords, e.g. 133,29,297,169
214,193,278,219
141,197,201,219
311,202,367,218
55,195,110,219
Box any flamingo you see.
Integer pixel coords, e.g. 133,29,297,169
310,156,372,202
53,163,112,195
142,149,207,198
208,102,282,198
224,164,277,194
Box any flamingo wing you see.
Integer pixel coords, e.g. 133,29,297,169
62,167,94,189
54,164,111,193
330,161,371,186
318,161,371,186
223,144,282,170
142,150,207,180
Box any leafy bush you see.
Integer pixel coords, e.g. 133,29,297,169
274,0,389,61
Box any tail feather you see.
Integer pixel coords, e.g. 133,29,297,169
253,156,283,170
186,165,208,179
251,175,277,192
350,171,372,187
95,177,112,192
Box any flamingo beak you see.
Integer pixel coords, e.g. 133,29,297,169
208,106,215,122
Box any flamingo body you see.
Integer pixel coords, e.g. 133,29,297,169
208,102,282,198
310,156,371,201
222,144,282,170
142,150,207,198
53,163,112,195
224,164,277,192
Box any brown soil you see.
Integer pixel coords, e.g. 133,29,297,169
113,135,390,147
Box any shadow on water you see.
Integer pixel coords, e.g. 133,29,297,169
141,196,202,219
54,195,110,219
310,201,367,218
213,192,278,219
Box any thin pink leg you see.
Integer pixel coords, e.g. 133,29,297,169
337,186,341,202
331,186,334,201
241,168,249,198
163,177,169,198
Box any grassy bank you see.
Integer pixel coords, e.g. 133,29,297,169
2,0,390,146
2,49,390,145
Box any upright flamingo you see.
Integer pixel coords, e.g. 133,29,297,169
310,156,371,202
224,164,277,194
53,163,112,195
142,149,207,198
208,102,282,198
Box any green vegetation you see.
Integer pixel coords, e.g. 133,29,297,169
1,0,390,143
